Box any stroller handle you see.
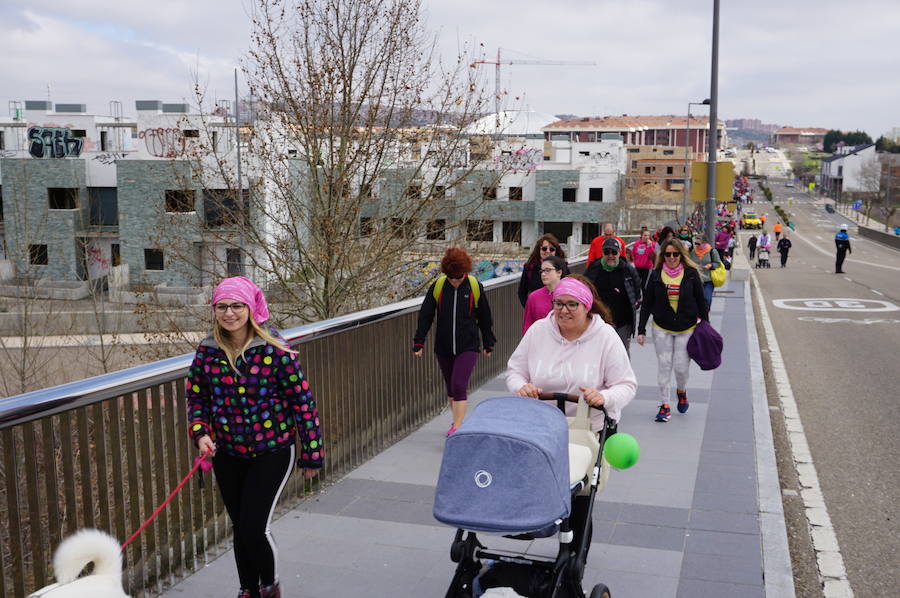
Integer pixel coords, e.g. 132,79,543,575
537,392,607,415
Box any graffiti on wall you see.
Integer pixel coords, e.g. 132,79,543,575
139,127,185,158
27,126,84,158
493,147,542,173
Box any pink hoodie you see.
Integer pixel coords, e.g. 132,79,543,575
522,287,553,334
506,312,637,429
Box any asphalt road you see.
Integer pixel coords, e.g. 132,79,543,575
742,183,900,598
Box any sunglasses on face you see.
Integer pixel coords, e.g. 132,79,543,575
214,302,247,314
603,249,619,256
540,246,556,252
552,300,582,312
663,252,680,257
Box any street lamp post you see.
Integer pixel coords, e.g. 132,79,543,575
704,0,721,244
682,99,710,224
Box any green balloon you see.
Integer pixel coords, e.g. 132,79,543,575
604,433,640,470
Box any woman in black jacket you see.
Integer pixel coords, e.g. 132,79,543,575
636,239,708,423
517,234,569,306
414,248,495,435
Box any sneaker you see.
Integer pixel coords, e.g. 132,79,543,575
676,390,689,414
655,404,671,422
259,583,281,598
447,425,458,436
237,589,259,598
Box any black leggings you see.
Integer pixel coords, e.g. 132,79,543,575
213,445,294,590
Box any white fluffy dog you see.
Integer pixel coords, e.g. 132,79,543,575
28,529,130,598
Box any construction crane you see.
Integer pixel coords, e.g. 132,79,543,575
473,48,596,120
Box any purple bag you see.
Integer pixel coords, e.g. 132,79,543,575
687,320,723,370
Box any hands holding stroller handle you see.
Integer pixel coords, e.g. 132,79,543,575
579,386,606,407
517,383,543,398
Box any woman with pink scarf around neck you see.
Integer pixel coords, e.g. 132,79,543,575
507,276,637,432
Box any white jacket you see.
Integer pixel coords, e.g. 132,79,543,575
505,312,637,430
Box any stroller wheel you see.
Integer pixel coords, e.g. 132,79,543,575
590,583,611,598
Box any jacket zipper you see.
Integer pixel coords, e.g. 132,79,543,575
452,285,458,355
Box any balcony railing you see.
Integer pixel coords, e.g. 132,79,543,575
0,268,542,597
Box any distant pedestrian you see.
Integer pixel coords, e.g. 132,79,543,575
654,226,676,256
522,255,565,334
586,238,642,355
747,235,758,260
835,224,852,273
774,222,783,240
587,222,626,267
757,230,771,251
631,229,657,288
187,276,323,598
518,234,568,306
414,248,495,436
637,239,708,423
777,234,792,267
689,233,721,309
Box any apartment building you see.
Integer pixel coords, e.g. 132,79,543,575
772,127,828,149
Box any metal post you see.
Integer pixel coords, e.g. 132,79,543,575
705,0,720,244
682,107,691,224
234,68,245,274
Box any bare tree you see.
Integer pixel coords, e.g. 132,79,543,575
856,155,883,227
171,0,509,323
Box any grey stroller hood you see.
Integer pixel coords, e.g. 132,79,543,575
433,396,570,534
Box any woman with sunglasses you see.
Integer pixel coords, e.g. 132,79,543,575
507,276,637,433
414,248,496,436
521,254,566,334
517,234,568,307
636,239,708,423
186,276,323,598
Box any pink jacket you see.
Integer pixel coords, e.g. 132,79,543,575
522,287,553,334
506,312,637,428
631,240,656,269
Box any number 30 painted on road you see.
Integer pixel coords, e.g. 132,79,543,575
771,298,899,312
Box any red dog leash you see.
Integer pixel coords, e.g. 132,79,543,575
121,450,213,550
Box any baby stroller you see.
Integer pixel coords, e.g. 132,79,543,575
434,394,614,598
756,246,771,268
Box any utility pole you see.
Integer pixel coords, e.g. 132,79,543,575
704,0,720,244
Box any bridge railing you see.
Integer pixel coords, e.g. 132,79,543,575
0,269,537,597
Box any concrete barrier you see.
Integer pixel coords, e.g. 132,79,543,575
857,225,900,250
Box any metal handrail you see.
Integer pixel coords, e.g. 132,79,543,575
0,270,522,429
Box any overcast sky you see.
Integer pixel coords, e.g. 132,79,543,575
2,0,897,138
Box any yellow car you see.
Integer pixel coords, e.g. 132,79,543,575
742,212,762,229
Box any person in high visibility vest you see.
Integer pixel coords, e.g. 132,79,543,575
774,222,782,240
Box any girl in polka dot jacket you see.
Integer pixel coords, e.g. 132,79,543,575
186,276,322,598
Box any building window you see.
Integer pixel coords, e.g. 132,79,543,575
509,186,523,201
582,223,599,242
111,243,121,267
0,131,4,150
359,217,374,236
0,187,4,223
663,149,674,155
29,244,48,265
502,222,521,243
432,186,446,200
211,130,219,151
631,160,637,170
165,189,195,213
562,188,576,202
466,220,493,242
204,189,241,227
588,188,603,202
183,130,200,138
144,248,164,271
88,187,118,225
71,129,87,139
405,185,421,200
426,219,446,240
483,186,497,200
627,147,639,153
48,187,79,209
391,218,415,239
644,166,652,174
100,130,108,151
226,248,243,276
666,166,674,174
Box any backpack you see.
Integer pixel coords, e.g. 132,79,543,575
433,275,480,312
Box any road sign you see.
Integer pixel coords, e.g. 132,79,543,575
852,200,862,210
772,298,899,312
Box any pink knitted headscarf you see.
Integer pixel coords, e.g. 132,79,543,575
551,278,594,311
211,276,270,324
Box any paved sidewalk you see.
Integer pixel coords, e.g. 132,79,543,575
161,279,792,598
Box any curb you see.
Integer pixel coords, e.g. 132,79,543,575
749,273,855,598
743,279,796,598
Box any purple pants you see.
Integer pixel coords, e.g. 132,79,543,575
435,351,479,401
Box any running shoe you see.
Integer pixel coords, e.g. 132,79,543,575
655,404,671,422
677,390,689,414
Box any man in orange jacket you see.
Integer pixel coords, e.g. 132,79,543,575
587,222,626,267
774,221,783,240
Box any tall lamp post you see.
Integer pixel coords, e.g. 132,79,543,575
704,0,721,244
682,99,710,224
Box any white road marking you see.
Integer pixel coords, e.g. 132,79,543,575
752,274,854,597
872,289,884,296
788,229,900,271
797,316,900,325
843,277,852,282
772,298,899,312
815,235,823,240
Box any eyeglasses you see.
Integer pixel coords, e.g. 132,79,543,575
552,300,582,312
663,252,680,257
214,302,247,314
540,246,556,252
539,268,559,274
602,249,619,256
